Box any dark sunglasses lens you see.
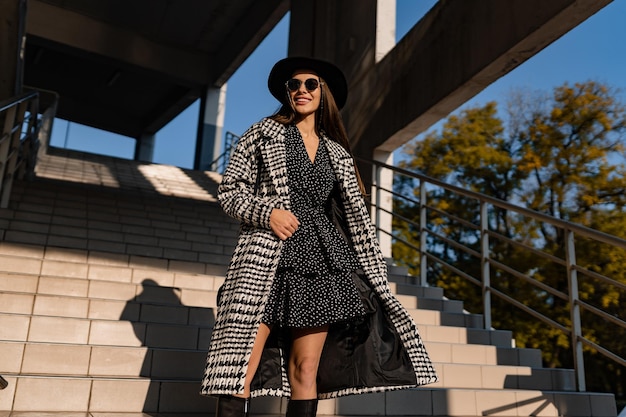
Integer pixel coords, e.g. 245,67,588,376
286,79,301,91
286,78,320,91
304,79,319,91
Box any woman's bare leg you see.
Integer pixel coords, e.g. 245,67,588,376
234,322,272,398
288,325,329,399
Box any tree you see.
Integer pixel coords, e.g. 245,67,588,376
395,80,626,398
518,81,626,220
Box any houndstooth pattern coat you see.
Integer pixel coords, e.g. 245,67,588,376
200,118,437,399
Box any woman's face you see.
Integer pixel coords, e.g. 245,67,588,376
287,70,322,118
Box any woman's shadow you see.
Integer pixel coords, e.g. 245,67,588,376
120,278,215,415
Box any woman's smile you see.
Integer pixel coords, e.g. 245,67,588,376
294,95,312,105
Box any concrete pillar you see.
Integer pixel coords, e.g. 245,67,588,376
371,149,394,259
195,84,227,171
135,133,155,162
0,0,26,100
375,0,396,62
373,1,396,260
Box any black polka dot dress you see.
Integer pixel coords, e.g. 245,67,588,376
262,125,367,328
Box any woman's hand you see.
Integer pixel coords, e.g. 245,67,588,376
270,208,300,240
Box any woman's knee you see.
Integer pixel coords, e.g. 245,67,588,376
290,355,320,384
289,326,328,389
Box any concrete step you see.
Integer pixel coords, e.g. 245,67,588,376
386,261,410,276
396,292,465,312
0,358,577,392
0,273,220,309
2,287,480,332
424,341,543,368
0,374,617,416
0,241,229,277
0,313,213,350
407,306,483,328
0,268,225,303
0,374,213,414
32,148,222,202
0,291,218,326
0,310,514,349
416,322,513,347
0,340,548,384
1,179,238,265
1,277,486,332
388,279,444,299
1,342,205,379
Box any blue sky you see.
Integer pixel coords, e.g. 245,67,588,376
49,0,626,169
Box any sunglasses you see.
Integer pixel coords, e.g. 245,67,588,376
285,78,323,92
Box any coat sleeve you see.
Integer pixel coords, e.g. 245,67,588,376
217,121,282,229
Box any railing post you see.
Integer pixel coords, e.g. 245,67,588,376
419,180,427,287
480,201,492,330
565,228,586,391
16,98,37,180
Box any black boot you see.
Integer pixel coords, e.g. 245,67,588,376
215,395,249,417
286,399,318,417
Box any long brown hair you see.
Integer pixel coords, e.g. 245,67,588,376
270,77,366,195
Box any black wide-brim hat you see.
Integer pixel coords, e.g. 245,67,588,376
268,56,348,109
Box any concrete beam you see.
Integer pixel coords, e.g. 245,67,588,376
211,0,289,86
346,0,612,156
142,90,199,136
288,0,378,83
25,0,210,87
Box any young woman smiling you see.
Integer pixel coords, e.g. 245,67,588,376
201,57,437,417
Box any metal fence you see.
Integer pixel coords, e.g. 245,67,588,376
362,157,626,392
0,91,40,208
208,131,240,174
0,89,58,208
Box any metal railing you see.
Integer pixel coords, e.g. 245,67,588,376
0,89,58,208
207,131,240,173
362,156,626,393
0,91,40,208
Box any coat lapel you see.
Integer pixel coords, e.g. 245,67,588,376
259,119,290,207
322,135,356,198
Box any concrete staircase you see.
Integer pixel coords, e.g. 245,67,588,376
0,148,618,416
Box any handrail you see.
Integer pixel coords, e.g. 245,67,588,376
0,90,38,113
366,157,626,249
0,92,39,208
0,90,47,208
359,156,626,393
207,131,240,173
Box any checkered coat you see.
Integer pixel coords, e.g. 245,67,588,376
200,118,437,399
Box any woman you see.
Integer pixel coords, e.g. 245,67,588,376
201,57,437,417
